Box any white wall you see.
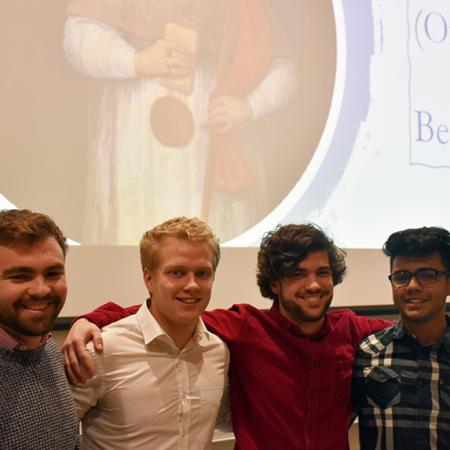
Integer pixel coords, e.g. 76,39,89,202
61,246,393,317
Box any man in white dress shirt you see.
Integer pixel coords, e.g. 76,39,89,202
70,217,229,449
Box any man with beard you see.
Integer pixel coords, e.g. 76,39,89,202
63,223,391,449
0,209,78,450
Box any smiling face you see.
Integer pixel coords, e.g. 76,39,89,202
0,237,67,348
144,237,214,341
391,252,450,332
270,250,334,334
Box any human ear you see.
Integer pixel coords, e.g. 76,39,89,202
270,281,280,295
143,267,153,294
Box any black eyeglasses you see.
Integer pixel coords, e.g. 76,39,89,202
388,268,450,288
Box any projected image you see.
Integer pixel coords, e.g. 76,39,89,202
0,1,335,246
62,0,335,245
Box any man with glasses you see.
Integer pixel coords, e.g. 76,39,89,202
353,226,450,450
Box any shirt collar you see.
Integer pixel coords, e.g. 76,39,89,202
0,327,50,351
268,302,331,339
392,316,450,349
136,300,211,347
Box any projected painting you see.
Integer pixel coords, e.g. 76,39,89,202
0,1,334,245
5,1,445,249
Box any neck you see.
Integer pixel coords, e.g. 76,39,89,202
170,326,197,351
279,308,325,335
0,326,42,350
296,318,325,336
403,316,448,347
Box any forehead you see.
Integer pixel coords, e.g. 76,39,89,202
156,237,214,266
0,237,65,271
297,250,330,268
392,251,444,271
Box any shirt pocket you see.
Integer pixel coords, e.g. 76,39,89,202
364,366,401,409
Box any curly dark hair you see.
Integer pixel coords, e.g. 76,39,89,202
257,223,347,300
383,226,450,272
0,209,67,256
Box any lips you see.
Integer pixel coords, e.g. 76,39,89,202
298,294,327,304
404,297,428,304
19,300,57,311
176,297,200,304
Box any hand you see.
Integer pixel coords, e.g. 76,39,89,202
134,39,195,79
203,95,253,134
62,318,103,385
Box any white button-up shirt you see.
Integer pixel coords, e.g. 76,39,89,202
71,303,230,450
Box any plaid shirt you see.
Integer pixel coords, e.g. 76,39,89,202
352,319,450,450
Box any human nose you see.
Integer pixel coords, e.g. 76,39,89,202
183,273,200,291
405,274,422,291
27,276,51,298
305,276,321,291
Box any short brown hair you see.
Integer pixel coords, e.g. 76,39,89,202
0,209,68,256
140,217,220,272
257,223,347,300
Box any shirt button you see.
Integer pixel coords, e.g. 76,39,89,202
307,427,312,433
310,363,316,369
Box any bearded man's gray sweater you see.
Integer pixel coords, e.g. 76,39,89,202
0,339,79,449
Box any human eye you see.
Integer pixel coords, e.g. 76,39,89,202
416,268,438,284
7,273,31,282
289,270,307,280
317,268,332,278
390,270,411,286
169,268,185,278
196,269,212,280
46,268,65,280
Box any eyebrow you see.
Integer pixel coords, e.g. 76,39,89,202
2,263,65,276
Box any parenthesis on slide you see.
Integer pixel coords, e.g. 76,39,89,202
415,9,424,51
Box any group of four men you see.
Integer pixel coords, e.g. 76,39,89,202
1,208,449,449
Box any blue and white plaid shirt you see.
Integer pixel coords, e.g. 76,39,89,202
353,318,450,450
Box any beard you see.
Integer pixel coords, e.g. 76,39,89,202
278,293,333,325
0,295,64,338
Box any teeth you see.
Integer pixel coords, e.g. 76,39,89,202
22,302,50,311
178,298,198,304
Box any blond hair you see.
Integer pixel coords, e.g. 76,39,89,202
140,217,220,272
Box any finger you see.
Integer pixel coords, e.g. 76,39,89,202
64,345,85,384
203,117,231,134
165,65,192,78
92,331,104,353
75,341,96,377
163,40,196,59
170,51,195,70
64,359,79,386
207,98,226,112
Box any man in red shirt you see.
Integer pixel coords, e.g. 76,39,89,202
64,223,390,450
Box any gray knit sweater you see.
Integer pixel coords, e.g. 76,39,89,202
0,338,79,450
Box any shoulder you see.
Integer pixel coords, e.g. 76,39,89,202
202,303,270,344
329,309,393,334
88,314,143,357
44,338,65,366
357,324,398,358
203,303,266,325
